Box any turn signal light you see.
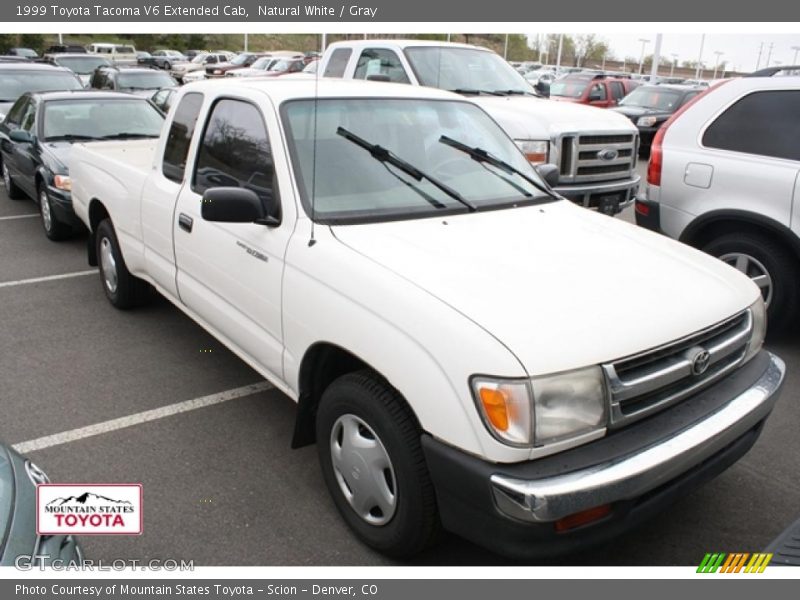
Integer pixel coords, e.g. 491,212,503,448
554,504,612,532
479,388,509,431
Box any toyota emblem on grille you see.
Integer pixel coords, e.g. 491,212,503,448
597,148,619,161
689,347,711,376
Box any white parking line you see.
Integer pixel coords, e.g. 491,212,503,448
12,381,273,454
0,270,95,289
0,214,38,221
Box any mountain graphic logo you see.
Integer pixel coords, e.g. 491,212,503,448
46,492,133,507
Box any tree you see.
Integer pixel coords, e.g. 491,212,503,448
19,34,46,54
573,34,611,67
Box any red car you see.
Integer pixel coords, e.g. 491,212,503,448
549,74,640,108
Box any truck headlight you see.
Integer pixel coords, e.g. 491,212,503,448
636,116,658,127
472,366,607,447
743,298,767,364
514,140,549,165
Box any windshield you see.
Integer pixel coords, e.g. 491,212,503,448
42,98,164,141
15,48,38,58
268,59,295,72
0,71,82,101
191,54,207,64
118,71,177,90
231,53,252,65
251,57,275,70
549,80,589,98
404,47,530,94
282,98,554,224
619,87,683,111
55,56,111,74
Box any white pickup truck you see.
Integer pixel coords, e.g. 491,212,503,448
69,78,783,559
317,40,641,215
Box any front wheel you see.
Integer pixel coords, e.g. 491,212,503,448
39,186,71,241
703,232,799,331
95,219,150,309
316,371,440,557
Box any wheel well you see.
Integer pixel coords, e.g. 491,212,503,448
86,200,110,266
291,343,372,448
681,218,800,264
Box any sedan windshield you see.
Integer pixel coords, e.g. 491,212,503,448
231,53,253,65
42,98,164,141
404,47,530,95
549,81,589,98
118,71,178,90
0,71,82,101
618,87,683,111
251,57,276,70
282,98,555,223
54,56,111,74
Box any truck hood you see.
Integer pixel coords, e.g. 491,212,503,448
332,201,758,375
469,95,636,140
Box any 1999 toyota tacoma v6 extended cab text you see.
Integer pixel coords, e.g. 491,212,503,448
69,78,783,559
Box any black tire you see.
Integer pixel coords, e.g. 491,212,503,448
316,371,440,557
95,219,150,309
38,185,71,241
703,232,799,331
2,160,26,200
164,61,171,70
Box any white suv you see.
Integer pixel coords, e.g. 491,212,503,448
636,76,800,329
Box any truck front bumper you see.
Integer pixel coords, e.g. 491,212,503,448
422,351,783,559
554,174,640,215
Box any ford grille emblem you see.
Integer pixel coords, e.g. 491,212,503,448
689,347,711,376
597,148,619,161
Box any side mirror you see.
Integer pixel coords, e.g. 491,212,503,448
535,163,560,188
201,187,279,226
10,129,33,144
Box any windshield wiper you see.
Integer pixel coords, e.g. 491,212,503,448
336,127,477,212
439,135,559,199
100,133,159,140
490,89,533,96
45,134,100,142
447,88,504,96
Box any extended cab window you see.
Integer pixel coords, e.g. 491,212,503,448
193,99,278,215
703,90,800,161
610,82,625,100
589,83,607,101
162,92,204,183
323,48,351,78
354,48,410,84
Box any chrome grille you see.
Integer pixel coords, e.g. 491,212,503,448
602,311,752,427
555,132,638,184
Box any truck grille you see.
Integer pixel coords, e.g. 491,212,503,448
555,132,638,184
602,310,752,427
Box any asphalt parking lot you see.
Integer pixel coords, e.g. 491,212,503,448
2,161,799,566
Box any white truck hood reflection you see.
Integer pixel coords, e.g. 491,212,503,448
331,200,758,376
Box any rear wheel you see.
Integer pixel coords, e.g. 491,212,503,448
2,161,25,200
95,219,150,309
703,232,799,331
316,371,440,557
39,186,71,241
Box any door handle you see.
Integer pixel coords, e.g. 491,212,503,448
178,213,193,233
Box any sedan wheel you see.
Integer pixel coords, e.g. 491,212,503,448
38,187,70,240
99,236,118,295
40,189,53,232
2,162,25,200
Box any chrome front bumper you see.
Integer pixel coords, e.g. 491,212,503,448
491,352,785,523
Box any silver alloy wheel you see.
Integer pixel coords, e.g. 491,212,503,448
720,252,773,307
330,414,397,526
99,237,118,294
39,190,52,232
2,163,10,189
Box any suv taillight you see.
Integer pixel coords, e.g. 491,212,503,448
646,80,733,188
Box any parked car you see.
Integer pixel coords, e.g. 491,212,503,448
611,84,705,156
229,55,306,78
70,78,783,559
0,90,164,239
0,442,83,566
138,49,187,70
169,52,234,82
635,77,800,329
317,40,642,215
44,53,112,86
44,43,87,55
6,48,38,59
549,74,640,108
150,87,177,114
205,52,267,77
185,49,204,60
89,66,178,96
0,62,83,121
87,42,138,66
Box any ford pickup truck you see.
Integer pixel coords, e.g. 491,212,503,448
69,78,784,559
317,40,641,215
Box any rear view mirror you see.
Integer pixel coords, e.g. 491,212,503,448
201,187,279,226
366,74,390,82
535,164,560,188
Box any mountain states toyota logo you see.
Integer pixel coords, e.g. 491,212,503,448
36,484,143,535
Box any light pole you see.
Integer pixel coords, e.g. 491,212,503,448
556,33,563,70
792,46,800,65
638,38,650,74
756,42,764,70
695,34,705,79
713,51,724,79
765,42,774,67
670,53,678,76
504,34,509,60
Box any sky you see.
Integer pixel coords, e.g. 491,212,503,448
531,33,800,73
